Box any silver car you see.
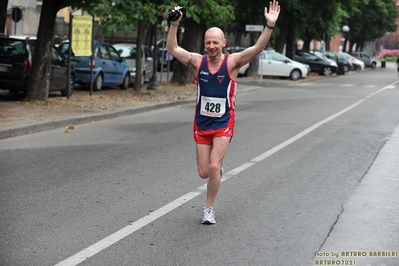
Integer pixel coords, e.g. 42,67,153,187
351,51,377,69
113,43,154,85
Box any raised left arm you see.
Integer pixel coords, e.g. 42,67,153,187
230,1,281,73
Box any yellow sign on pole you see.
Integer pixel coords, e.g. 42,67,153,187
71,15,93,56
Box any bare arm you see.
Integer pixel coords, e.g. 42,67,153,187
230,0,281,72
165,9,202,75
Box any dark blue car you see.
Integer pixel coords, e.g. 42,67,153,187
72,41,130,91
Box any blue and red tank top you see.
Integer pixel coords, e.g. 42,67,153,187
194,54,237,131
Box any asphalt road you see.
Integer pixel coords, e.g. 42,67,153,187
1,64,399,266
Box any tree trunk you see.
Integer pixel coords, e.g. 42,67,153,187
274,22,288,53
144,22,154,47
133,19,144,91
170,18,205,85
0,0,8,33
234,29,243,47
349,42,355,53
285,24,296,59
246,32,259,77
26,0,60,101
325,34,331,51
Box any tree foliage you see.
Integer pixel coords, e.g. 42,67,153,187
81,0,159,34
344,0,398,51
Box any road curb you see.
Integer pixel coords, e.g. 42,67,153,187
0,98,195,140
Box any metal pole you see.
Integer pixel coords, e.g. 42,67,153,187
147,24,162,90
89,13,94,96
160,25,165,83
67,10,76,99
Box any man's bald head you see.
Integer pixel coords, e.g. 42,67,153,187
205,27,225,41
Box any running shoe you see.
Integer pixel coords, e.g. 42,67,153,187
201,207,216,224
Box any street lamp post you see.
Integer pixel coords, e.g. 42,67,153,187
337,25,350,75
341,25,350,52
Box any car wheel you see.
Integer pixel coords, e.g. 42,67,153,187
93,73,103,91
323,67,332,76
290,69,301,81
371,62,376,69
120,74,130,90
344,65,349,72
61,74,75,97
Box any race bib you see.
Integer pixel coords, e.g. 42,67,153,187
200,96,226,117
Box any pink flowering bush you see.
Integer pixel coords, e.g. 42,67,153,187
378,49,399,61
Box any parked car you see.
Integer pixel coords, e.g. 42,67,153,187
310,51,339,69
56,39,70,58
339,52,365,71
351,51,377,68
0,35,75,96
113,43,153,86
239,50,309,80
71,41,130,91
322,51,353,73
295,50,337,76
226,46,247,54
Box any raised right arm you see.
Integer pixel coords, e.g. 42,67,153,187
165,8,202,75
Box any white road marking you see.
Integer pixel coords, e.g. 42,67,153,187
54,80,398,266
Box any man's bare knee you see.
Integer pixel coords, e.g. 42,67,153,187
198,168,209,179
209,163,220,178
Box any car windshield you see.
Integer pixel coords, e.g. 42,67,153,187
125,48,136,58
115,46,137,58
303,52,320,61
314,52,329,61
336,53,345,60
52,47,63,61
259,52,266,60
59,43,69,54
268,52,287,62
340,53,349,59
0,40,27,57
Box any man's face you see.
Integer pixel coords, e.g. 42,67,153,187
204,31,226,56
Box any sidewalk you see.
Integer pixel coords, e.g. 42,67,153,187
315,124,399,265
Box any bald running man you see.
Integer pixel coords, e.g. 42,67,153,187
166,1,281,224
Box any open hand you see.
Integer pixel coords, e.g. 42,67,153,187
264,0,280,24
